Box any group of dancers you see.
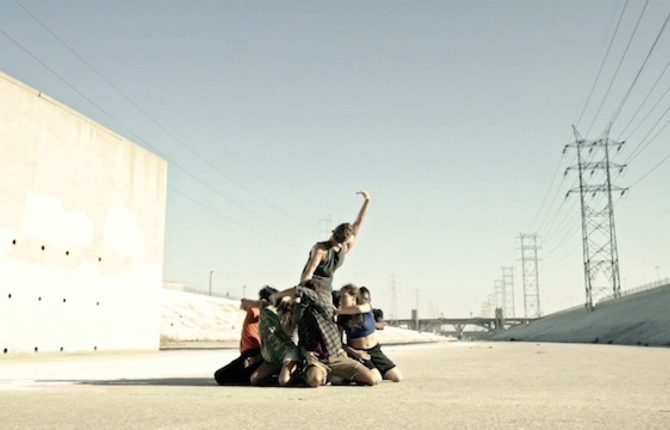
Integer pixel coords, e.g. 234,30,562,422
214,191,401,387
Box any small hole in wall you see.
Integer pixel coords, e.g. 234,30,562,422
98,257,102,262
41,245,45,251
96,302,99,306
3,348,7,354
65,251,69,256
94,346,97,351
62,298,66,303
7,294,11,299
12,239,16,245
34,347,38,353
60,347,64,352
38,297,42,301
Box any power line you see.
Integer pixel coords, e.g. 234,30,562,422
11,0,312,227
621,74,670,142
529,1,626,235
585,0,650,137
169,185,298,247
0,22,308,240
616,54,670,139
575,0,631,128
625,97,670,163
609,5,670,125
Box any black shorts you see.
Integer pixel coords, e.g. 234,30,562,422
359,344,396,376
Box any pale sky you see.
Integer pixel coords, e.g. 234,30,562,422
2,0,669,319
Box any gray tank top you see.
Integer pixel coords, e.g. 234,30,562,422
304,242,345,291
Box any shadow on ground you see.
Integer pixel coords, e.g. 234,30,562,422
38,378,218,387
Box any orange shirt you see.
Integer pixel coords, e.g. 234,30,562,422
239,307,261,353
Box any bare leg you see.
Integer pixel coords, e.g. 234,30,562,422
371,368,383,384
250,361,279,386
304,365,327,388
384,367,402,382
278,360,299,386
351,366,378,386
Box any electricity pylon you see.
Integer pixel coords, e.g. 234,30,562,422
519,233,541,318
564,126,627,310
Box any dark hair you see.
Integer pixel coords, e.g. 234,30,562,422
332,223,353,244
340,283,359,298
276,298,295,331
302,278,325,293
338,284,364,329
331,290,340,308
258,285,278,301
359,286,370,296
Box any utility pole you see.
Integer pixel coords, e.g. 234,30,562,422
494,279,505,318
564,126,627,310
390,273,397,323
519,233,541,318
208,270,214,296
502,266,515,318
319,214,333,237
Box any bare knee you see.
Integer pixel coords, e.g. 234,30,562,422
305,367,325,388
250,371,262,386
384,368,402,382
353,368,379,386
278,361,297,386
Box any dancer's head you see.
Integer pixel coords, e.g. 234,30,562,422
258,285,278,301
339,283,360,307
359,286,371,304
331,223,353,244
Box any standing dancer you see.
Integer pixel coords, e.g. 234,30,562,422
301,191,371,292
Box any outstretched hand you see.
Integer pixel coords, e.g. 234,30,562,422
356,190,370,200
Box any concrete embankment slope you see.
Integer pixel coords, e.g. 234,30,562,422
161,288,445,346
489,284,670,347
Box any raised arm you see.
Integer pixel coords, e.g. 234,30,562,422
269,287,299,307
346,191,370,253
240,298,262,310
335,302,372,315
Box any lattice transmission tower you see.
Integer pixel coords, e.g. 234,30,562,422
519,233,541,318
564,126,627,311
390,273,397,322
502,266,515,317
494,279,505,317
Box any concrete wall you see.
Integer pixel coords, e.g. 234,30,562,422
0,72,168,354
488,283,670,347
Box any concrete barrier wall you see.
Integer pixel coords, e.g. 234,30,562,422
0,72,168,354
161,288,447,346
488,284,670,347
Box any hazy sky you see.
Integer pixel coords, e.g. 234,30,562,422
2,0,669,319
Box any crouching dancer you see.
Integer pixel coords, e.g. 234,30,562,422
337,284,402,382
214,286,276,385
240,296,302,386
269,279,378,388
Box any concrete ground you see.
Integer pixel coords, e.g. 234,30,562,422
1,342,669,429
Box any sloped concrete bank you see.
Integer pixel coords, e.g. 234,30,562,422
488,284,670,347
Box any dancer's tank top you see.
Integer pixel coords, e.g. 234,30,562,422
304,242,345,292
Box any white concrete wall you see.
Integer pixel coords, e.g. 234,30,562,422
0,72,168,354
488,284,670,347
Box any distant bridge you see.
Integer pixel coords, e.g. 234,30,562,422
388,315,539,339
